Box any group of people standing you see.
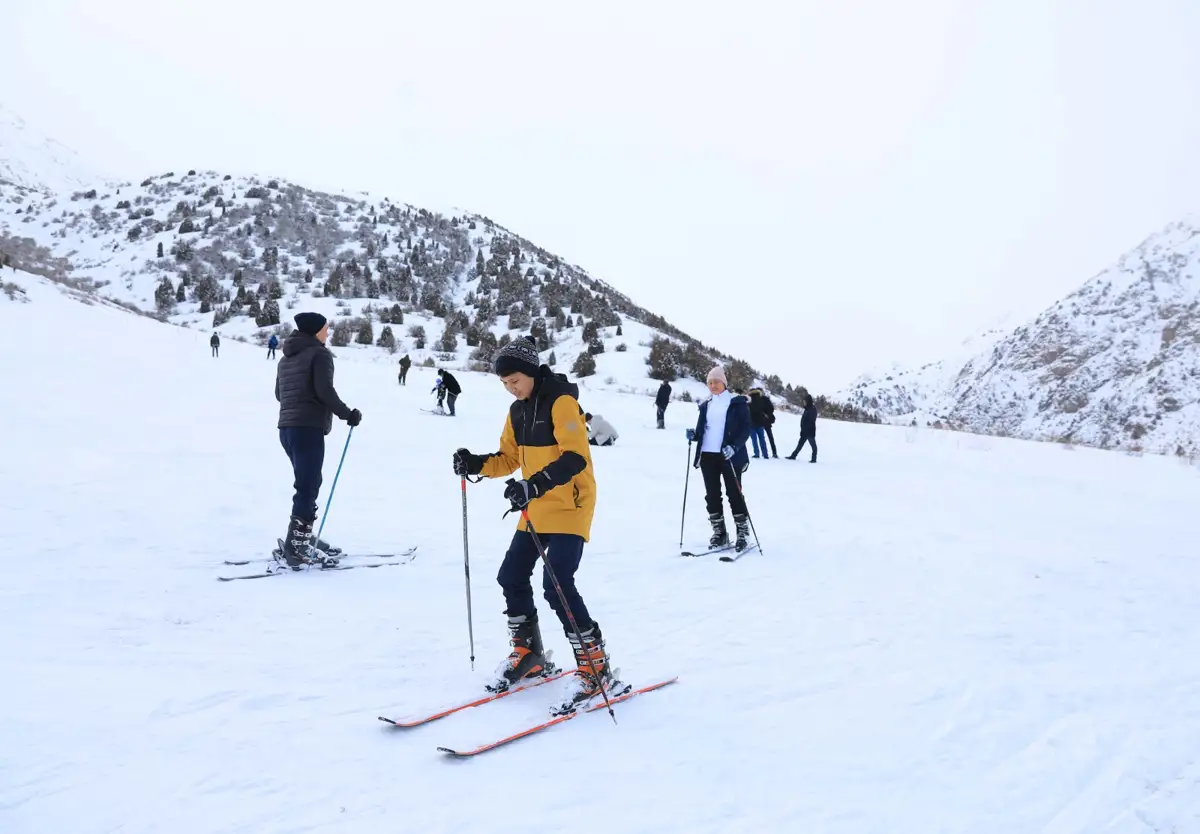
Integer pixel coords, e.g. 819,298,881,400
268,311,818,719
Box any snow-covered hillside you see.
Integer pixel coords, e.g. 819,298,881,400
0,105,860,417
6,275,1200,833
840,217,1200,455
0,103,102,194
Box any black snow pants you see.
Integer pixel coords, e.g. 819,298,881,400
497,530,593,635
699,452,747,517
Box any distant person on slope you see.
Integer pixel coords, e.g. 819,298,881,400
584,412,619,446
451,338,625,716
655,380,672,429
786,393,818,463
748,388,778,459
686,366,753,552
437,368,461,415
210,332,220,358
398,354,411,385
267,333,279,360
274,312,362,568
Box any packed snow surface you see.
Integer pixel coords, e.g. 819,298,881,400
4,278,1200,833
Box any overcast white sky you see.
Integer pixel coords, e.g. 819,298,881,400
4,0,1199,391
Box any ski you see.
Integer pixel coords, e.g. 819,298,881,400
224,545,417,567
217,554,417,581
680,544,733,558
719,544,759,563
420,408,451,417
436,676,679,758
378,669,572,728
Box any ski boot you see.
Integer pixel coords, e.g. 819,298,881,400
733,513,751,552
276,517,340,569
277,516,316,570
552,622,629,716
708,513,729,549
485,613,558,693
311,534,343,560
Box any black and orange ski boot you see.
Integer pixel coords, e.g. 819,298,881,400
552,622,630,715
486,613,558,693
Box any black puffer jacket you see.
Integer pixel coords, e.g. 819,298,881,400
748,391,771,428
800,395,818,437
655,381,672,409
275,332,353,434
439,370,461,395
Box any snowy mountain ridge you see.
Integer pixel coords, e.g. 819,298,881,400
0,104,874,420
840,216,1200,456
0,103,104,194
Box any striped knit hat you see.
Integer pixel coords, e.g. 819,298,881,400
493,337,540,378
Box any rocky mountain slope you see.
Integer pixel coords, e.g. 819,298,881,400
0,105,876,420
840,216,1200,455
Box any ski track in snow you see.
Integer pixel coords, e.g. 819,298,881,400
3,278,1200,833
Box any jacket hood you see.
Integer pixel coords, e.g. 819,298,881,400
283,330,324,358
534,364,579,401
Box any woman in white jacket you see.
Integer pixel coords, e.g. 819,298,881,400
584,412,619,446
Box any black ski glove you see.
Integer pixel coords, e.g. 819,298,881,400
453,448,485,477
346,408,362,427
503,477,545,510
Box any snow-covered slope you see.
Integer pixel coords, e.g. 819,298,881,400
5,275,1200,833
0,103,103,193
0,106,856,419
840,217,1200,455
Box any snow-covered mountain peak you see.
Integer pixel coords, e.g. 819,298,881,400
0,103,103,194
839,215,1200,455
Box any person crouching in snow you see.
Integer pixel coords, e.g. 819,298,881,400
451,338,626,715
584,412,619,446
686,365,753,552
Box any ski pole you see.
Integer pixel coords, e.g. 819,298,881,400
726,457,763,555
460,476,476,670
313,426,353,555
520,509,617,724
679,439,692,548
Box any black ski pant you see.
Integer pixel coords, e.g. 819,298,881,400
790,435,817,461
211,346,218,357
764,424,778,456
267,347,276,359
279,426,325,522
497,530,593,635
399,367,409,384
446,391,457,416
656,405,666,429
699,452,747,518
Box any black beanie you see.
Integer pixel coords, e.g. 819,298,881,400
294,312,327,336
493,339,540,378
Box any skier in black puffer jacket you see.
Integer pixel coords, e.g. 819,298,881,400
274,312,362,567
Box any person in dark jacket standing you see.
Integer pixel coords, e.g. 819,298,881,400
398,354,411,385
437,368,461,415
452,338,623,716
686,366,753,552
747,388,771,459
655,380,672,429
787,393,818,462
274,312,362,567
210,332,220,358
267,333,278,360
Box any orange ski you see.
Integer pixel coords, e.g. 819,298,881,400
437,676,679,757
378,670,571,728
